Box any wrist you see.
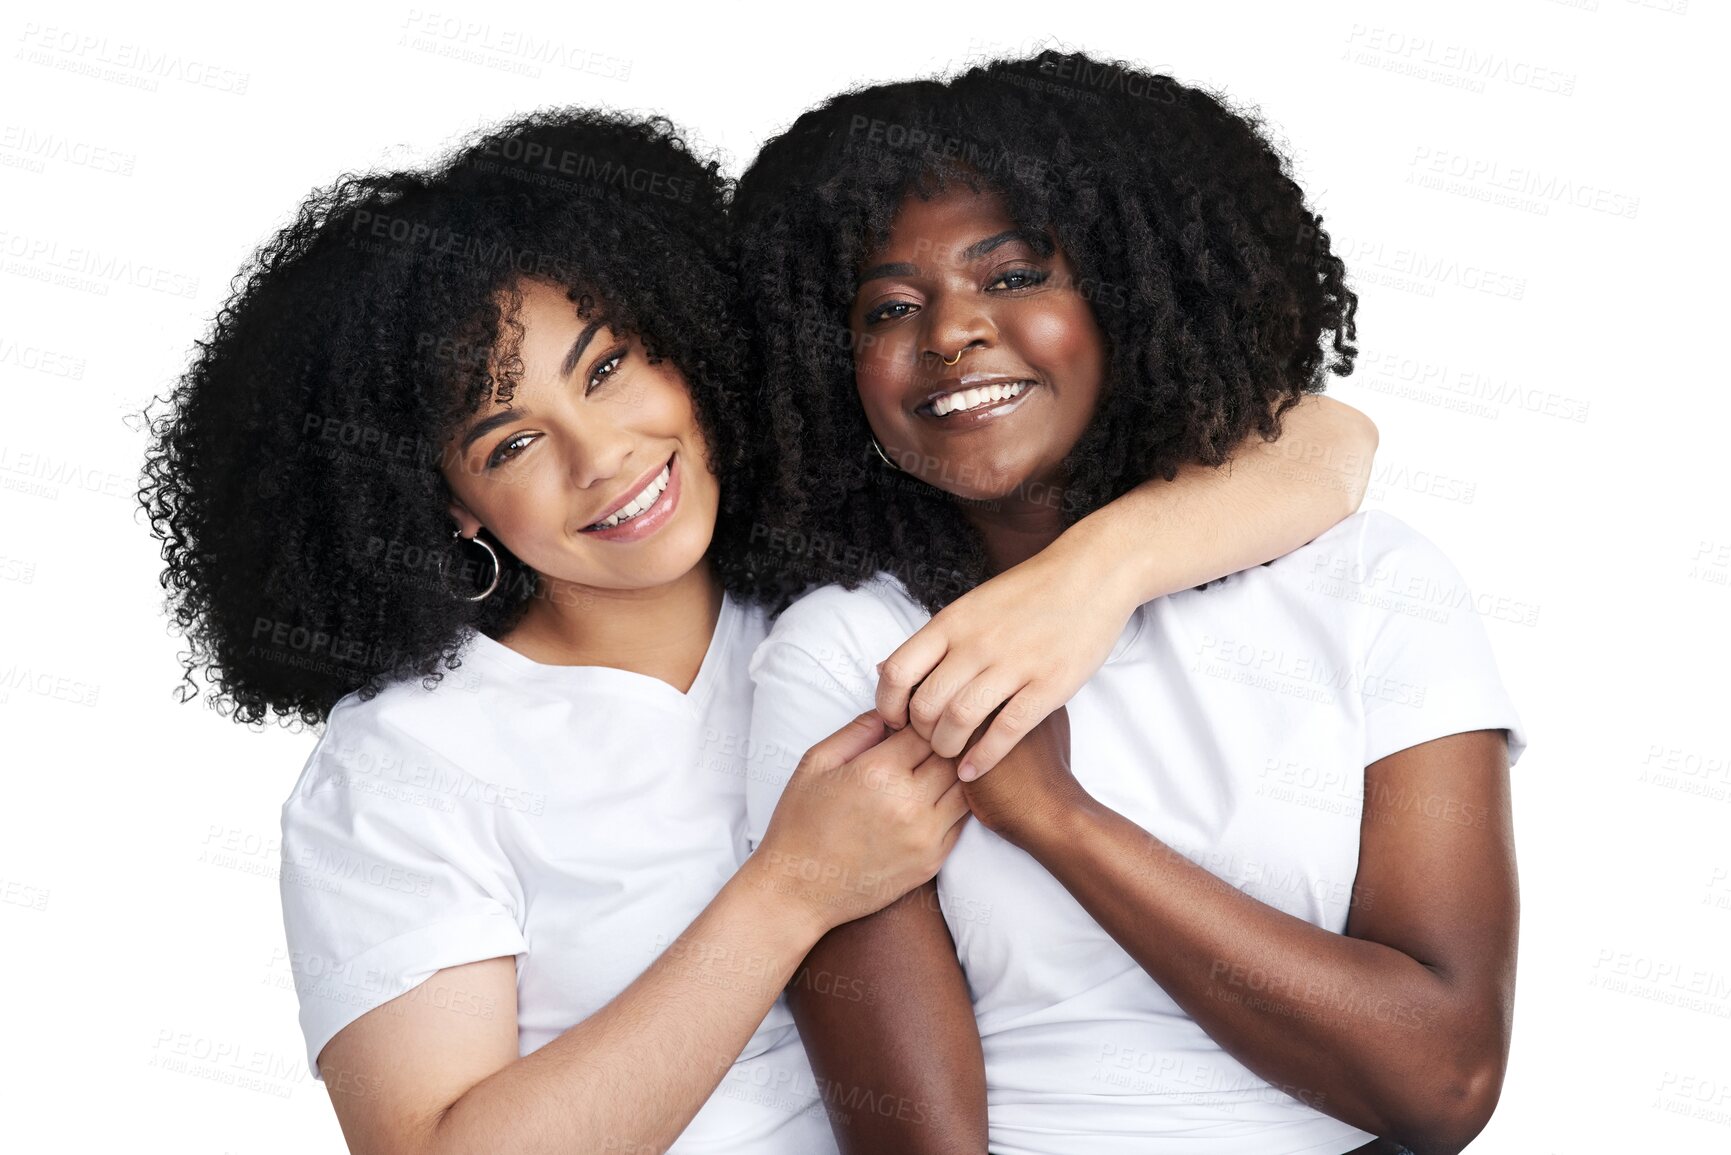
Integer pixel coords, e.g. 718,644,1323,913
1014,789,1113,862
731,849,835,950
1054,506,1161,613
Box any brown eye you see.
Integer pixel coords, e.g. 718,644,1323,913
987,267,1050,291
587,349,627,394
863,300,918,325
486,432,535,470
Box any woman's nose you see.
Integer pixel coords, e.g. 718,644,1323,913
922,296,995,364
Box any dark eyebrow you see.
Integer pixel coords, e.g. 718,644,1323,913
559,319,605,380
459,319,602,454
856,229,1054,287
460,406,532,453
960,228,1051,261
857,261,919,287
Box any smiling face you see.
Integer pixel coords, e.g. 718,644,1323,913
441,276,720,598
848,184,1108,506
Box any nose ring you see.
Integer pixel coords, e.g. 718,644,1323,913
940,348,964,366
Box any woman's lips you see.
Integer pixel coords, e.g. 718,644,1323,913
579,453,680,542
915,380,1041,429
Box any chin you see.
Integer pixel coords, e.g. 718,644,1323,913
927,456,1046,505
539,524,714,595
621,531,713,589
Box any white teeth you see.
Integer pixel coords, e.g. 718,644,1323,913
590,462,671,530
932,380,1028,417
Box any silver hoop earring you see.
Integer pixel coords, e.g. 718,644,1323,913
870,436,899,470
443,530,501,602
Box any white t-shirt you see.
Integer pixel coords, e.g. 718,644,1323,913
745,511,1527,1155
279,590,836,1154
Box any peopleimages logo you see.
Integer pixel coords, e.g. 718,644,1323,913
1408,146,1640,220
0,229,200,298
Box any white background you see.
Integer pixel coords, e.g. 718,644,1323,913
2,0,1725,1150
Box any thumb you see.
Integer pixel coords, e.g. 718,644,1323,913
804,711,888,770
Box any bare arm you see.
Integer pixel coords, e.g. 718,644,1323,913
321,870,821,1155
784,882,986,1153
967,722,1518,1155
318,715,968,1155
875,394,1378,778
1055,393,1377,609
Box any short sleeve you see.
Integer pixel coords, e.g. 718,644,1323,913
745,579,942,848
744,634,879,853
1355,513,1528,769
279,706,528,1080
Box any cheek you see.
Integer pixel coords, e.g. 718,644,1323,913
633,372,704,447
1017,305,1107,432
1017,301,1105,382
853,330,914,419
642,372,720,494
635,372,686,422
485,469,567,542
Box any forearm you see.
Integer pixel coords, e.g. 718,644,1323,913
1020,801,1492,1149
786,882,988,1154
1059,395,1377,608
430,864,823,1155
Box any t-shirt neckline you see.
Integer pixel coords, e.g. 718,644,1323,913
461,591,738,712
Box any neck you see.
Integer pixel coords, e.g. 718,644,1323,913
959,484,1068,575
501,558,724,694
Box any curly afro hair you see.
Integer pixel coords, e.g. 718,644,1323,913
140,108,794,727
731,49,1359,615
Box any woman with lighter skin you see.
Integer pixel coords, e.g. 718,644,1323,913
141,107,1377,1154
736,52,1522,1155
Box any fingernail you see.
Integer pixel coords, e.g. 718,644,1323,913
959,761,976,782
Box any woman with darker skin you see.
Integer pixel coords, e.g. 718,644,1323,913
139,107,1380,1153
735,52,1520,1155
